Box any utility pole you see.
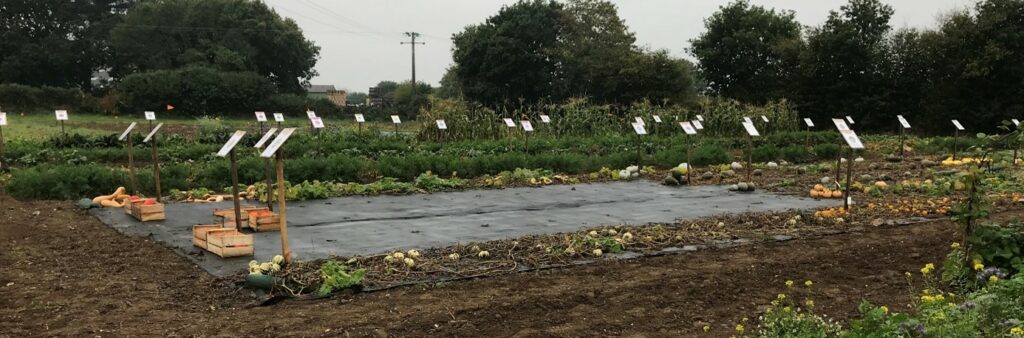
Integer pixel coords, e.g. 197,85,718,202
401,32,424,85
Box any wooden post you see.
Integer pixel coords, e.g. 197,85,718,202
275,149,292,264
0,124,5,157
953,128,959,161
230,148,242,230
746,133,753,183
60,120,66,139
686,137,692,184
844,147,853,210
127,132,137,195
151,133,162,202
834,137,843,183
635,132,642,166
899,122,906,160
805,124,810,149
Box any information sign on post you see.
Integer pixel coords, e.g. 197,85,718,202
845,116,855,124
118,122,138,141
952,120,965,130
311,117,325,129
503,118,516,127
216,131,247,157
436,119,447,130
692,120,704,130
217,130,248,229
259,127,297,264
144,111,156,121
696,114,704,121
898,115,911,129
274,113,285,122
804,118,815,127
521,121,534,132
254,128,278,210
355,114,365,123
832,118,851,131
55,110,69,121
679,121,697,135
653,115,662,123
742,121,760,137
540,115,551,123
391,115,401,124
255,111,267,122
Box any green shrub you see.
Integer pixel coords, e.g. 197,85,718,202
691,145,730,166
751,145,780,162
813,143,840,160
8,164,126,199
780,145,812,163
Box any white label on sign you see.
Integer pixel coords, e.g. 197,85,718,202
436,119,447,130
897,115,911,129
679,121,697,135
832,118,850,131
0,112,7,126
635,116,645,125
306,110,317,119
840,129,865,149
144,111,156,121
255,111,267,122
273,113,285,122
254,128,278,148
540,115,551,123
1013,119,1021,127
804,118,815,127
391,115,401,124
743,116,753,124
55,110,69,121
696,114,704,121
355,114,365,123
118,122,137,141
653,115,662,123
503,118,515,127
761,115,769,123
521,121,534,132
632,122,647,135
692,120,704,130
216,131,247,157
260,128,296,158
845,116,855,124
742,121,760,137
143,123,164,143
952,120,965,130
311,117,325,129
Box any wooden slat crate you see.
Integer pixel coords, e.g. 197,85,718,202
214,207,267,228
192,224,224,249
130,199,165,222
247,209,281,232
204,229,254,258
124,199,143,215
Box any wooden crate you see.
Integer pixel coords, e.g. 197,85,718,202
214,207,267,228
191,224,224,249
124,199,143,215
204,228,254,258
130,200,165,222
247,210,281,232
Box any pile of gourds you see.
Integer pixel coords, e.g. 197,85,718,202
92,187,133,208
809,184,843,199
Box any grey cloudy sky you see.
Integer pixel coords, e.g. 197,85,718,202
263,0,975,93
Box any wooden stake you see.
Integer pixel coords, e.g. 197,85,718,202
953,129,959,161
899,122,906,160
844,147,854,210
0,124,6,158
230,148,242,230
127,132,137,195
276,150,292,264
635,133,642,166
745,133,753,183
151,132,162,202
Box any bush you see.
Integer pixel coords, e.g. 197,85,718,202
813,143,840,160
751,145,780,162
0,84,102,114
780,145,812,163
117,66,276,116
691,145,730,166
8,164,126,199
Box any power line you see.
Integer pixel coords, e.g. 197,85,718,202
401,32,425,85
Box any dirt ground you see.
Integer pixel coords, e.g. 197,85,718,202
1,195,960,337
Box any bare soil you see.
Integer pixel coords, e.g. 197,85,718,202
1,195,962,337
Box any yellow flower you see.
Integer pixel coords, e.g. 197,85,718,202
805,299,815,308
880,306,889,314
974,263,985,271
703,325,710,333
735,324,744,332
1010,326,1023,336
905,271,912,278
921,295,935,302
989,275,999,283
785,280,794,288
742,317,748,323
804,280,814,287
921,263,935,275
771,300,780,306
934,294,945,302
765,306,773,313
777,293,787,300
783,306,792,313
950,242,960,249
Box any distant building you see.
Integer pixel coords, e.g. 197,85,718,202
305,84,347,106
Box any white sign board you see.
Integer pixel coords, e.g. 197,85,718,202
804,118,815,127
254,128,278,148
0,112,7,126
897,115,911,129
216,131,247,157
742,121,760,137
144,111,156,121
761,115,769,123
143,123,164,143
118,122,137,141
1013,119,1021,127
260,128,296,158
692,120,704,130
521,121,534,132
391,115,401,124
436,119,447,130
354,114,365,123
743,116,753,124
311,117,325,129
653,115,662,123
696,114,704,122
679,121,697,135
952,120,965,130
631,122,647,135
634,117,645,125
845,116,855,124
255,111,267,122
540,115,551,123
55,110,69,121
273,113,285,122
503,118,516,127
306,110,317,119
840,129,865,149
832,118,850,131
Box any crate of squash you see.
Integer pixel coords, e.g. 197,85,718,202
129,198,165,221
213,206,267,228
192,224,253,257
247,209,281,232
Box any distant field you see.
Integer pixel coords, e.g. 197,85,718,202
1,112,402,141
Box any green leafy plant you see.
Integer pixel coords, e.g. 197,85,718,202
316,259,366,296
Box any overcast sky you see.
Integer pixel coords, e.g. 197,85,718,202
262,0,976,93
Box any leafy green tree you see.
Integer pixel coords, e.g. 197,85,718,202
117,66,275,116
393,81,433,117
0,0,134,89
689,0,803,104
109,0,319,93
435,66,463,99
617,50,697,106
452,0,564,105
797,0,893,129
346,92,368,105
556,0,637,103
